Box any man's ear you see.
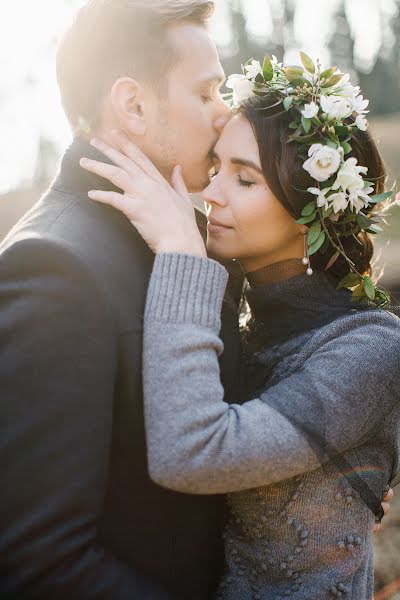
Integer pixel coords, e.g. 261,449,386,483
110,77,147,136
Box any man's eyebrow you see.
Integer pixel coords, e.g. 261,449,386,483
211,151,263,175
198,72,226,86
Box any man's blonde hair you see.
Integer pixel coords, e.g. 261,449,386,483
57,0,214,130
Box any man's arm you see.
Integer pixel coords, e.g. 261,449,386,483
0,237,173,599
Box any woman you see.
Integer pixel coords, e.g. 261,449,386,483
81,57,400,599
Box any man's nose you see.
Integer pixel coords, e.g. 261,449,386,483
214,113,231,135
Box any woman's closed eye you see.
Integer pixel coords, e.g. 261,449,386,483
237,174,255,187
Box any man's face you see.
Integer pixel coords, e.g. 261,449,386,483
142,22,230,193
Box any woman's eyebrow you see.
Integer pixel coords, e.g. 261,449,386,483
231,158,263,175
210,151,263,175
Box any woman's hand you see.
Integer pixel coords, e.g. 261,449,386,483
373,487,394,533
79,130,207,257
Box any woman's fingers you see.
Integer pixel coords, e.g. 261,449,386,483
109,129,164,181
88,190,140,221
89,137,144,181
383,487,394,503
171,165,190,201
80,158,133,193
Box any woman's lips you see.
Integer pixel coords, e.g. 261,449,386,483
207,219,232,234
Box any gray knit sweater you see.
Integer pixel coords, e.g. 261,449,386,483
143,254,400,600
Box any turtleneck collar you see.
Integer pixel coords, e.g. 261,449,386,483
244,267,365,345
246,258,306,287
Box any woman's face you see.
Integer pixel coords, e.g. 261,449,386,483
201,114,305,273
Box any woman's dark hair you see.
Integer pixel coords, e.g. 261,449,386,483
238,95,387,281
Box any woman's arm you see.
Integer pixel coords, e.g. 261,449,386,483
144,253,322,493
144,253,399,495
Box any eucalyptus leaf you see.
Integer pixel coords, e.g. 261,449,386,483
326,139,338,149
325,250,340,271
322,73,344,87
301,201,317,216
308,231,326,255
368,191,394,203
337,272,362,289
262,53,274,81
301,116,312,134
296,212,316,225
341,142,352,155
307,221,322,245
320,66,337,81
283,96,294,111
368,224,383,233
363,276,376,300
300,51,315,74
356,214,372,229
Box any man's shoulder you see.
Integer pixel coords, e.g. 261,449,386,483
2,185,153,280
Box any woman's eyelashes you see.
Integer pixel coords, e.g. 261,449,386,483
237,174,255,188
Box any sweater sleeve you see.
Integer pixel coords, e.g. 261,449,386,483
143,254,399,495
0,238,174,600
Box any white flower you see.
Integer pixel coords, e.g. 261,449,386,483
301,101,319,119
245,60,263,80
320,95,352,120
348,185,374,213
308,187,331,209
303,144,342,182
355,114,368,131
332,157,368,194
351,94,369,115
329,192,349,213
337,76,361,100
226,74,254,105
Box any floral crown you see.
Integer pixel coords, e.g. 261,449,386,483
225,52,397,306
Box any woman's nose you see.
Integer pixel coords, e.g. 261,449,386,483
200,178,227,207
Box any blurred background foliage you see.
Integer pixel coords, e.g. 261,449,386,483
0,0,399,594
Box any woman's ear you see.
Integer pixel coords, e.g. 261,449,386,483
110,77,147,136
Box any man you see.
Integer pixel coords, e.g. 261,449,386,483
0,2,237,599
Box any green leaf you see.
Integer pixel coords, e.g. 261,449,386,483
325,250,340,271
262,53,274,81
307,221,322,245
320,66,337,81
290,77,312,88
301,201,317,216
284,66,304,79
326,139,338,149
289,132,318,143
363,180,373,189
335,125,351,136
363,276,376,300
301,116,312,134
337,272,363,289
341,141,352,155
321,205,334,219
322,73,345,87
289,120,299,129
308,231,326,255
368,191,394,203
296,212,317,225
283,96,294,111
356,214,373,229
300,51,315,74
368,224,383,233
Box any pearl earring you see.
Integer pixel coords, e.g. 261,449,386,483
302,233,313,276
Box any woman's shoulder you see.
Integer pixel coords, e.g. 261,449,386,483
308,305,400,365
